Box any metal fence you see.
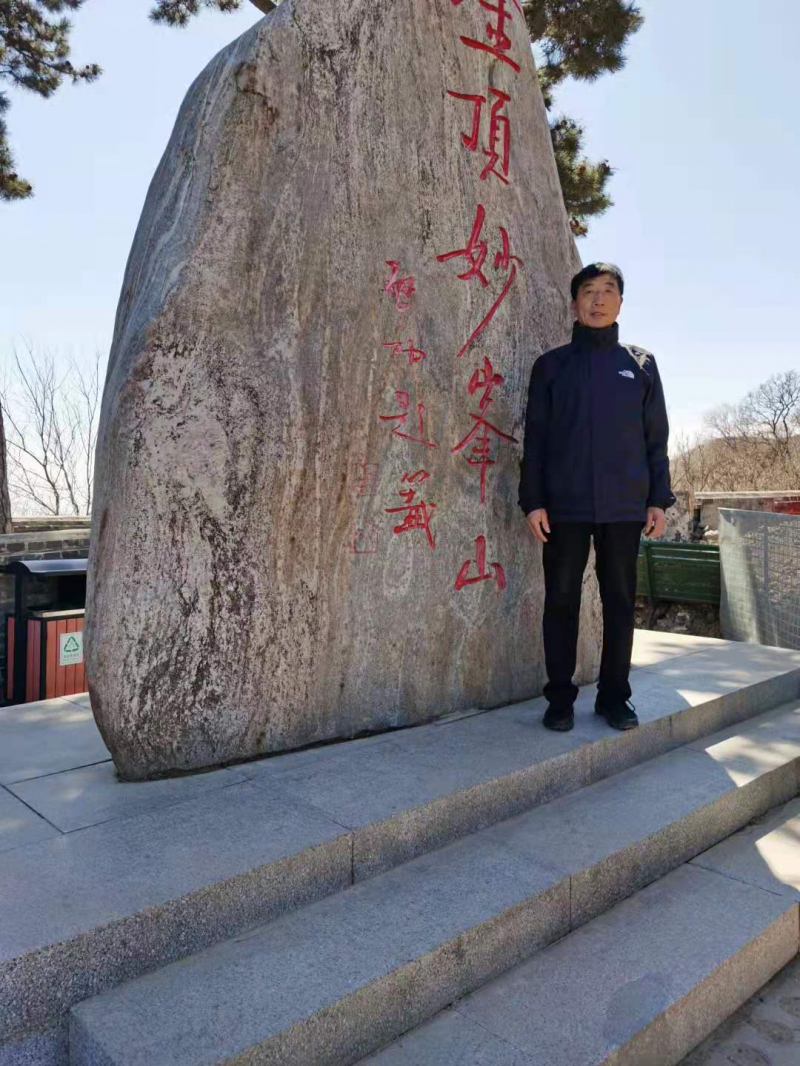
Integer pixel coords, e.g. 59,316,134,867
719,508,800,650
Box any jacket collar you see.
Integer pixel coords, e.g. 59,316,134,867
572,320,619,351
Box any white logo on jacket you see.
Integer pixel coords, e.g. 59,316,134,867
618,369,635,379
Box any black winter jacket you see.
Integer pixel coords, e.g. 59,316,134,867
518,321,675,523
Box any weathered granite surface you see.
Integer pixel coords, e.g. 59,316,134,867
86,0,599,779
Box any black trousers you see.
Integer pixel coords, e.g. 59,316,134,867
542,522,643,709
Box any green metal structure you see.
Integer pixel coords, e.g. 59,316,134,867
637,541,721,608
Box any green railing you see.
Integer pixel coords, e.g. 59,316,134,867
636,540,721,607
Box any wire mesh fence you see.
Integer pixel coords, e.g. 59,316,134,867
719,508,800,650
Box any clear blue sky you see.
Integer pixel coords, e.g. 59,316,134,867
2,0,798,443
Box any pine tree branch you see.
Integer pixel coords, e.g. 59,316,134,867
150,0,277,27
0,0,100,199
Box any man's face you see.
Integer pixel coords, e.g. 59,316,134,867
572,273,622,329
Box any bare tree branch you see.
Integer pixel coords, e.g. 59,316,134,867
679,370,800,494
0,401,12,532
0,343,101,517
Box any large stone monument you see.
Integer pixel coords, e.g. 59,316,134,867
85,0,601,780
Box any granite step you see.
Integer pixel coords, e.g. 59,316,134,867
67,698,800,1066
362,795,800,1066
361,864,798,1066
3,635,799,1062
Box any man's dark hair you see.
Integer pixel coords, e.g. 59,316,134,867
570,262,625,301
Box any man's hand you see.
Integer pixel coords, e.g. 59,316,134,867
644,507,667,539
526,508,551,543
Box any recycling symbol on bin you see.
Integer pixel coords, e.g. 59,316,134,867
63,636,80,654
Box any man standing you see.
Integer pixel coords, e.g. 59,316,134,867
519,263,674,732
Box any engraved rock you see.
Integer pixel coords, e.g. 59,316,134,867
85,0,600,780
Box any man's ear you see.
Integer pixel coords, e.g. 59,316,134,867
570,299,578,318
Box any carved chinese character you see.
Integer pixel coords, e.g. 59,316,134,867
384,260,416,312
352,461,380,499
437,205,524,359
449,0,523,74
383,339,427,366
468,354,505,412
453,357,517,502
454,535,506,590
386,470,436,550
437,203,490,287
349,520,380,555
379,391,438,449
447,87,511,184
452,414,518,504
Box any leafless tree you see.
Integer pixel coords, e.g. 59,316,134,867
676,370,800,494
670,431,718,495
0,343,102,517
0,402,13,532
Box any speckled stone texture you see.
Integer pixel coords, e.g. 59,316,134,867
85,0,599,780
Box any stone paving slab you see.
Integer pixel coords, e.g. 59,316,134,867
67,702,800,1066
0,786,59,853
242,639,800,880
629,631,731,668
449,864,798,1066
360,1009,533,1066
70,830,570,1066
688,701,800,789
4,632,800,1060
0,781,352,1040
7,759,252,833
692,796,800,902
0,697,109,786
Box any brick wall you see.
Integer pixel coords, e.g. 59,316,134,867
697,493,800,532
0,524,90,702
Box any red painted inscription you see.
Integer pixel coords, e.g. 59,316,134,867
448,0,523,74
384,261,416,312
447,87,511,185
379,391,439,450
437,206,524,359
383,339,427,367
350,520,380,555
452,417,518,504
386,470,436,550
352,461,380,499
454,534,506,590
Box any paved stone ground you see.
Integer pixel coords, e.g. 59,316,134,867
2,630,753,851
681,955,800,1065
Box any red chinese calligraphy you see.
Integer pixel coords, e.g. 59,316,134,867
452,416,518,504
401,469,432,488
386,471,436,550
350,520,380,555
383,339,427,367
468,354,504,412
352,461,380,499
448,0,523,74
438,203,490,287
384,261,416,312
447,87,511,185
453,358,517,503
437,205,524,359
379,391,438,449
454,535,506,590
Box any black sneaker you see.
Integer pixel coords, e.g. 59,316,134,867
595,699,639,731
543,704,575,732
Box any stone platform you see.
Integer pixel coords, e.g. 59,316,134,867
1,631,799,1065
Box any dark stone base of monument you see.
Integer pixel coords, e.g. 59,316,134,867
85,0,601,780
